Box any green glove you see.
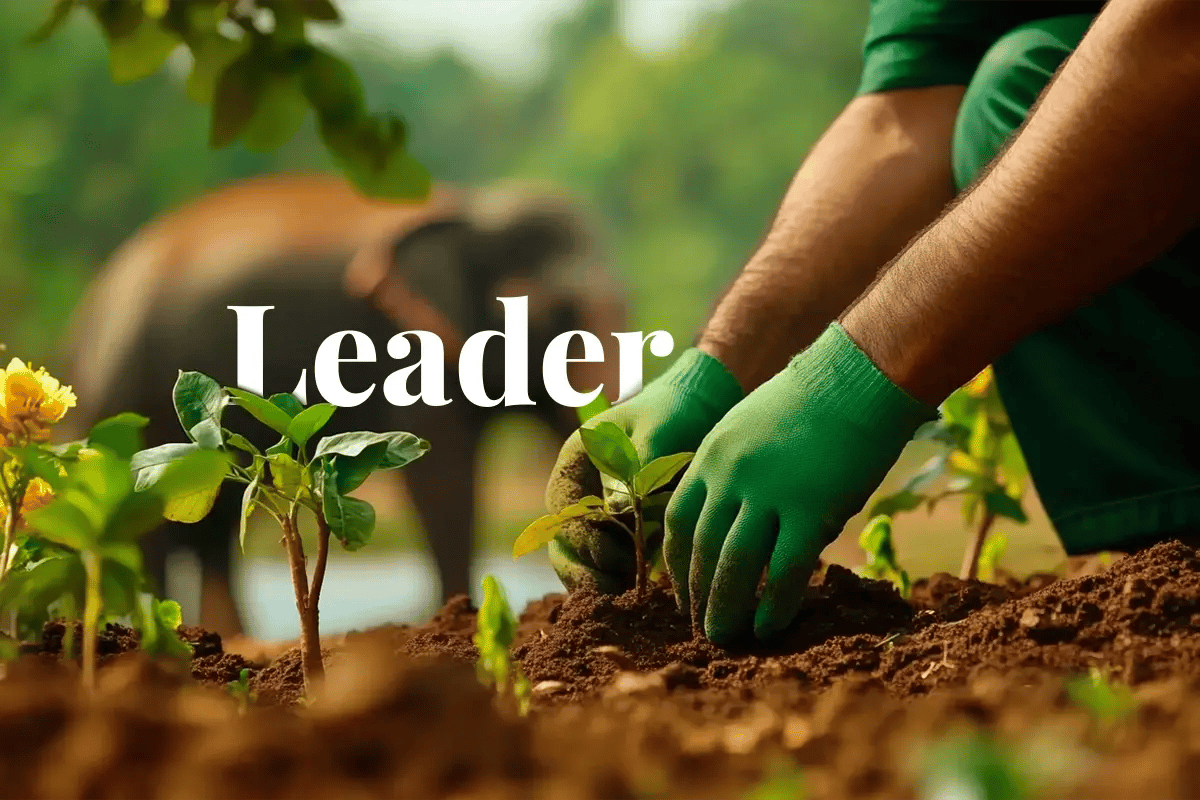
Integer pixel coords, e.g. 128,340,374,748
546,348,744,593
664,323,936,644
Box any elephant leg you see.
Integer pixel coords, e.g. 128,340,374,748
404,415,479,600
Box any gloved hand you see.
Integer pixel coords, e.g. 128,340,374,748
664,323,936,644
546,348,744,593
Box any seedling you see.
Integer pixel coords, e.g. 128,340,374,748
575,392,612,425
918,732,1032,800
1066,667,1138,727
742,760,805,800
513,421,693,599
857,515,910,598
866,367,1029,581
131,371,428,693
473,574,531,715
227,667,255,715
976,532,1007,584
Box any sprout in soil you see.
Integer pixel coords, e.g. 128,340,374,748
865,366,1029,582
474,574,531,715
228,667,255,715
1066,667,1138,728
132,371,429,694
857,515,910,598
513,421,693,600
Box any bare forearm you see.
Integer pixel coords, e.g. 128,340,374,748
844,0,1200,405
697,86,963,391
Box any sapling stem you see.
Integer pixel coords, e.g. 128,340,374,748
0,503,15,580
280,514,324,688
81,550,101,691
960,511,995,582
632,496,646,600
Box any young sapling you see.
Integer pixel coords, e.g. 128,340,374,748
513,421,692,599
228,667,255,715
866,367,1029,582
473,574,531,715
132,371,429,693
857,515,910,598
1066,667,1138,728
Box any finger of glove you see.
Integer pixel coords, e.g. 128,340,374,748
685,493,741,632
546,431,602,514
663,477,707,615
753,520,826,640
548,536,635,595
704,507,777,646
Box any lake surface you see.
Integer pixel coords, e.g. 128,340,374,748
232,553,564,641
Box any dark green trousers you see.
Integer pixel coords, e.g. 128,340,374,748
952,15,1200,553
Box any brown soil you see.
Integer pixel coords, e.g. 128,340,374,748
6,539,1200,798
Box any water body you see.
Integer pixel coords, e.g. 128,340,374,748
233,553,564,641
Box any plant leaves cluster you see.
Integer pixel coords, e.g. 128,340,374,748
30,0,429,199
513,421,692,598
856,515,910,598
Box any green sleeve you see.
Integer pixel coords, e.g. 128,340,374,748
855,0,1099,97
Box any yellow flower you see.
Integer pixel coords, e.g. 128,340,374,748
0,358,77,445
0,478,55,532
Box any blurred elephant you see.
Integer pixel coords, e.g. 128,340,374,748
62,173,626,637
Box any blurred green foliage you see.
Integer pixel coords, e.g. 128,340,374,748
0,0,868,377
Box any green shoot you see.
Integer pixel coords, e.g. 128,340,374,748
514,421,692,600
474,574,531,715
976,532,1007,584
857,515,910,598
132,371,429,693
918,732,1033,800
227,667,255,715
1066,667,1138,727
867,367,1029,581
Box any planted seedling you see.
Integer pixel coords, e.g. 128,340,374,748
857,515,910,598
474,574,531,715
5,444,225,688
131,371,429,693
866,367,1029,581
228,667,255,715
1066,667,1138,728
513,421,693,599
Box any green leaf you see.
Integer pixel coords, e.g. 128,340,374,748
319,460,375,550
28,0,77,43
869,490,926,518
225,434,260,456
210,50,263,148
901,454,949,495
238,476,258,553
977,532,1007,582
0,553,84,619
136,595,192,662
575,392,611,425
999,433,1029,493
107,17,180,83
632,452,693,496
227,388,294,436
0,633,18,663
941,389,981,426
25,502,96,551
313,431,429,492
300,46,363,126
474,574,517,689
267,453,305,496
512,513,565,558
88,412,149,460
174,371,226,449
914,420,971,451
579,421,640,486
984,490,1027,524
131,443,203,492
186,31,249,103
242,72,310,154
269,393,305,418
287,403,337,450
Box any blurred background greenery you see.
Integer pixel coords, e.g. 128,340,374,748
0,0,1066,633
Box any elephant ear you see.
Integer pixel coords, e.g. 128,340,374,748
383,218,475,338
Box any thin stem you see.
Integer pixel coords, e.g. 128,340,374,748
960,510,996,582
280,513,323,689
0,502,15,580
81,550,101,692
309,515,330,615
632,496,646,601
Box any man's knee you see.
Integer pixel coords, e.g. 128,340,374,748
952,14,1094,191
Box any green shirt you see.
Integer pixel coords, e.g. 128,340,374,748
856,0,1104,96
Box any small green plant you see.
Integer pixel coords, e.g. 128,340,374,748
133,371,429,693
918,732,1033,800
857,515,910,598
513,421,693,599
575,392,612,425
976,532,1007,584
865,367,1029,581
227,667,255,715
473,574,531,715
1066,667,1138,727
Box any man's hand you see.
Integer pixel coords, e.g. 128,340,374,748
546,348,743,593
664,324,935,644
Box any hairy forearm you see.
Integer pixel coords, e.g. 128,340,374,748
697,86,963,391
843,0,1200,406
